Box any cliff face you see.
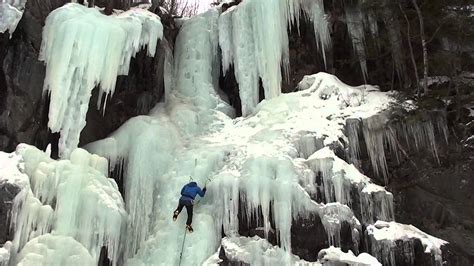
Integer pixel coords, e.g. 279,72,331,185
0,1,473,264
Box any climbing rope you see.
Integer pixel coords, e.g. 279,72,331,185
178,227,187,266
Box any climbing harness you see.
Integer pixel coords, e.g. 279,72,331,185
178,227,187,266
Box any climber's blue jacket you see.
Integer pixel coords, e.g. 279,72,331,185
180,182,206,201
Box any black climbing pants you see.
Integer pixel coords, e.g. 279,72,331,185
175,198,193,226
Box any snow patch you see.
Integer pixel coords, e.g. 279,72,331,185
0,150,29,188
319,246,381,266
220,236,309,265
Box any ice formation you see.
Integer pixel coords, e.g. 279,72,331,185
346,111,448,184
86,62,396,264
0,2,23,36
367,221,448,265
217,0,332,115
1,145,126,265
0,242,11,266
16,235,95,266
306,147,394,224
39,3,163,157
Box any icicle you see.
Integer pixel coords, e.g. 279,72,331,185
218,7,235,75
229,3,259,115
345,118,362,168
300,0,331,67
360,111,448,184
39,3,163,157
307,147,394,224
379,0,406,83
345,5,368,80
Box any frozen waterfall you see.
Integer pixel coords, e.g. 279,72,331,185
0,1,451,266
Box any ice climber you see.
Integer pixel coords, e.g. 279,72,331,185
173,181,207,233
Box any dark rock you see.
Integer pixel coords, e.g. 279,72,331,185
290,215,332,261
0,182,22,244
218,245,249,266
0,34,50,152
365,232,436,266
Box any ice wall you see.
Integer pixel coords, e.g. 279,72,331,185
39,3,163,157
86,69,399,265
1,145,126,265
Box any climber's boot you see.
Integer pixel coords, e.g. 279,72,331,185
186,225,194,233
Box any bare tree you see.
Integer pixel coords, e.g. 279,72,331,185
399,2,421,97
411,0,429,95
152,0,199,16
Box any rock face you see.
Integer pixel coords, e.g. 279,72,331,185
391,129,474,264
0,182,21,244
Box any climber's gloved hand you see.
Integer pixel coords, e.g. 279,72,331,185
203,187,207,192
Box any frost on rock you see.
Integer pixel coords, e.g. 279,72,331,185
366,221,448,265
39,3,163,157
16,235,94,266
4,144,126,265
